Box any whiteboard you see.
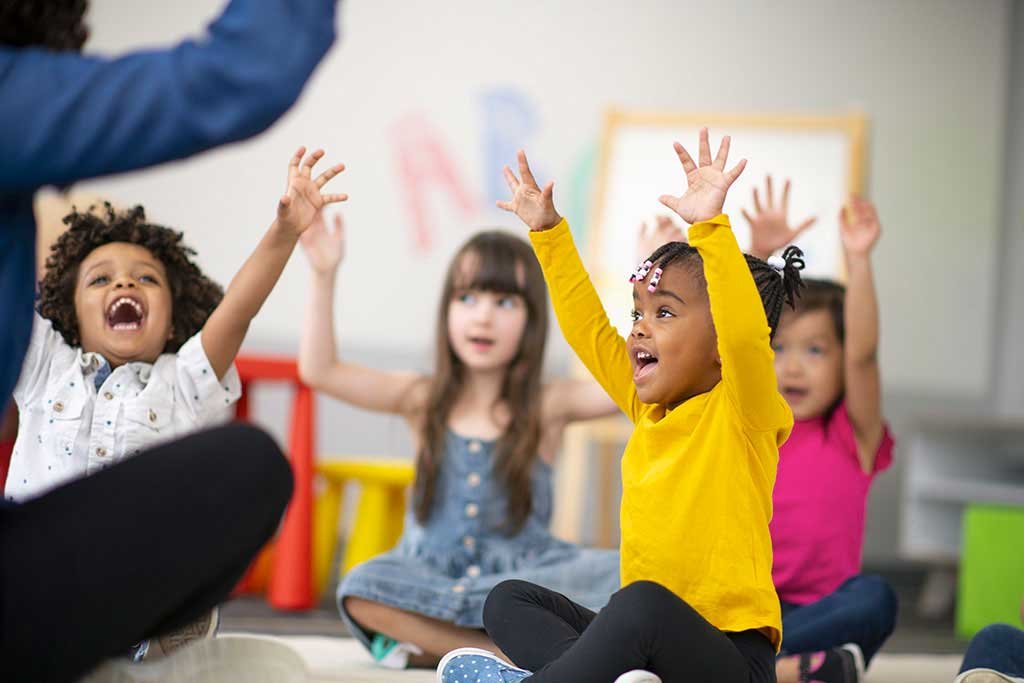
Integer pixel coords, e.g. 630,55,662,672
590,110,867,336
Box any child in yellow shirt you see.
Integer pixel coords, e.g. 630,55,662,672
437,130,805,683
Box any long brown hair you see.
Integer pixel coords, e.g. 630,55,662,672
413,230,549,534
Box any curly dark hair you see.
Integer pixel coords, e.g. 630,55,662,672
0,1,89,51
38,203,223,352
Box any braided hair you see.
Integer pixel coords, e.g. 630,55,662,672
642,242,805,339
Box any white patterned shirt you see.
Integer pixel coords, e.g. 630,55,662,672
6,314,241,501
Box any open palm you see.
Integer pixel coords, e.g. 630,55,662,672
742,176,817,259
300,210,346,274
277,147,348,236
637,215,686,261
659,128,747,225
839,196,881,256
496,150,561,232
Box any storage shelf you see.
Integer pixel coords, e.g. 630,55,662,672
913,477,1024,506
900,414,1024,564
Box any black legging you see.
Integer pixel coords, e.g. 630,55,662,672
0,423,292,683
484,579,776,683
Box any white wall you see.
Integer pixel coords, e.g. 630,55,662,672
994,0,1024,416
72,0,1017,560
79,0,1011,400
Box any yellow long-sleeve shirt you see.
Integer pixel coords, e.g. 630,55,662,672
530,215,792,649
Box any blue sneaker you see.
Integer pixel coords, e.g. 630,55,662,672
437,647,531,683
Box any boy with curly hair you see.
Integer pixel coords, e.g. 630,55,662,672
8,204,228,501
7,147,346,503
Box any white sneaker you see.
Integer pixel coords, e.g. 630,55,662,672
369,634,424,669
955,669,1024,683
152,607,220,658
87,634,307,683
614,671,662,683
841,643,866,682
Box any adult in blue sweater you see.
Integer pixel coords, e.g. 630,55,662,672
0,2,337,680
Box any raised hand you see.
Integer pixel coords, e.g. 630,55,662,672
839,195,881,256
637,215,686,261
658,128,746,225
496,150,561,231
741,175,817,259
300,210,346,274
277,147,348,236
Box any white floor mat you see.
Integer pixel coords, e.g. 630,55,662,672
82,633,964,682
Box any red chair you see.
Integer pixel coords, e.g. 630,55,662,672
233,355,315,610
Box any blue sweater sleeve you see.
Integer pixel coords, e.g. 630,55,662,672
0,0,337,191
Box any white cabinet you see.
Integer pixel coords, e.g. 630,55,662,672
901,415,1024,562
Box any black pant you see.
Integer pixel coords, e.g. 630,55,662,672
0,423,293,683
484,579,776,683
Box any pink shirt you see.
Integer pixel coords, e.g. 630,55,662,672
770,400,894,605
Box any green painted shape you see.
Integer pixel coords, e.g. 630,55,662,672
565,142,598,246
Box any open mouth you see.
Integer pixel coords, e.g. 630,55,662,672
468,336,496,352
106,296,146,331
633,349,659,382
782,386,809,402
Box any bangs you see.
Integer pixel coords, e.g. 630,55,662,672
792,278,845,314
452,243,526,297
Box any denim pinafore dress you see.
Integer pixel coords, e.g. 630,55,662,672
337,431,620,647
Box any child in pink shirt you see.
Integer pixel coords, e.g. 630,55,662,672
745,179,898,683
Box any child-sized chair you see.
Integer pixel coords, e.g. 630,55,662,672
313,459,414,598
233,355,316,610
231,354,416,604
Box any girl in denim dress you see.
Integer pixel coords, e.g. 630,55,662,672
299,213,621,668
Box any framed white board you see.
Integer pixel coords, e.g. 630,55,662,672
588,109,868,336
